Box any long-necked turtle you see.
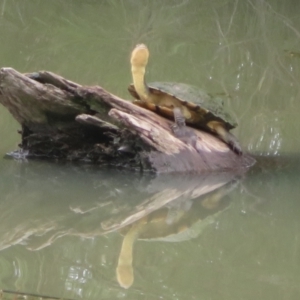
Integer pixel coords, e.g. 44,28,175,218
128,44,242,155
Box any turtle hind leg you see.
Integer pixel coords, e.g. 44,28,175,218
207,121,242,155
223,131,242,156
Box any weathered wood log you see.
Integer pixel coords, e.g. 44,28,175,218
0,67,255,173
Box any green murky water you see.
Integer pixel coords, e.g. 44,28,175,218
0,0,300,299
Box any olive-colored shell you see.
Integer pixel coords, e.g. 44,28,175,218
128,81,237,130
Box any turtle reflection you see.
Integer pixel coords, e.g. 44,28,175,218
116,183,234,289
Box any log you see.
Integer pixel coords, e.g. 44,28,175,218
0,67,255,173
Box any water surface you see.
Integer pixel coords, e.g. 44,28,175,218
0,0,300,299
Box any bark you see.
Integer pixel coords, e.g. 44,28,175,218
0,67,255,173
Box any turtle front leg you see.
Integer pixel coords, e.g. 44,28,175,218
170,108,210,167
207,121,242,155
171,108,196,144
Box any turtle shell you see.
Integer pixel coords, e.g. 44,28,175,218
128,82,237,130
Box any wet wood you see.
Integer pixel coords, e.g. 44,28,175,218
0,67,255,173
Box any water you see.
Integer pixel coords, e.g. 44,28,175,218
0,0,300,299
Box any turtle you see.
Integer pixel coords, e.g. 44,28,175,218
128,44,242,155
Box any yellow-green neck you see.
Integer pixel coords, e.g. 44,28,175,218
130,44,150,101
131,65,149,101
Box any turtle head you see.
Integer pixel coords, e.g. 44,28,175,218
130,44,149,70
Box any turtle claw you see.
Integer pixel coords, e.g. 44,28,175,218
229,140,243,156
225,132,242,156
